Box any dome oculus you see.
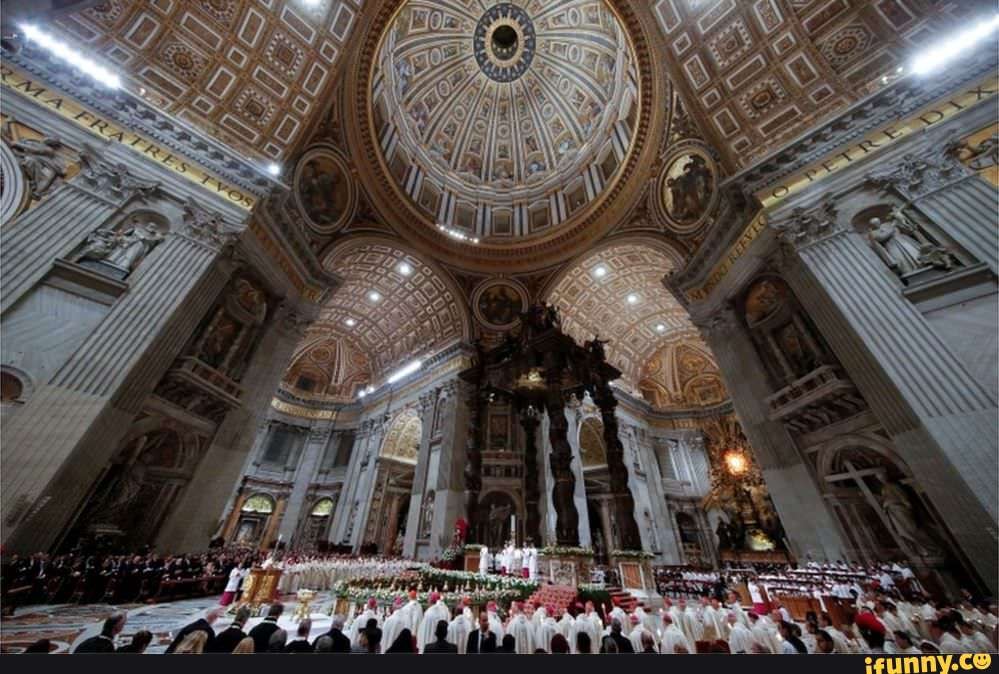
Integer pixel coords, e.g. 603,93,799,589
474,4,536,83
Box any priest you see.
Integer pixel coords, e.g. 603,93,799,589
418,591,451,652
659,613,693,654
447,597,474,654
381,597,407,653
726,611,754,653
505,602,536,654
347,597,382,647
399,590,424,636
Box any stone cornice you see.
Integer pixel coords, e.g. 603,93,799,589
2,41,276,199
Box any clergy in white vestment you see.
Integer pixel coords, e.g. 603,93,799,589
701,598,725,641
418,592,451,652
727,591,750,627
555,609,575,651
526,544,538,580
478,546,490,576
347,597,383,646
537,611,559,652
627,614,654,653
486,600,505,639
506,603,536,654
511,547,523,577
634,606,657,636
727,612,755,654
501,543,514,575
608,604,628,631
570,602,603,653
448,598,475,654
400,590,424,635
819,615,852,654
682,600,704,643
381,597,407,653
659,614,693,654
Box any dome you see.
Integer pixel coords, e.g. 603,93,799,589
370,0,640,242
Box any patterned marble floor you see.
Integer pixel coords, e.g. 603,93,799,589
0,592,336,654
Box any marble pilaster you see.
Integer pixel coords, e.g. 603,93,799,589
279,423,334,544
403,390,438,558
1,148,158,315
1,202,242,552
772,204,999,590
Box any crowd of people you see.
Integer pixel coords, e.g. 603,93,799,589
276,556,415,594
57,585,997,655
475,542,539,580
1,549,262,610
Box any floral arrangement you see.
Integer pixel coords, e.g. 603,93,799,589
539,545,594,557
609,549,654,559
463,543,484,551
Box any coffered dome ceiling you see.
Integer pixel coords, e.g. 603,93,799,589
361,0,651,263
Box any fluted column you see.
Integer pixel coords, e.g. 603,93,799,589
772,203,998,590
426,379,472,555
156,304,311,552
464,389,485,542
695,306,849,561
1,201,242,552
331,422,372,543
350,418,386,551
1,148,158,315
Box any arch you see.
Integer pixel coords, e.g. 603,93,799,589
378,408,422,464
317,234,472,378
0,365,33,405
281,333,371,402
310,497,336,517
815,434,914,483
242,493,276,514
543,237,705,386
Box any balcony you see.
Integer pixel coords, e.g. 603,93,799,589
765,365,865,433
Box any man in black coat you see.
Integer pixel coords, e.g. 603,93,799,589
248,602,284,653
315,614,351,652
466,612,497,653
165,607,222,653
423,621,458,654
74,613,126,653
601,619,634,653
208,606,251,653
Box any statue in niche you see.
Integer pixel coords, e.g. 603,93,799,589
199,314,240,369
776,322,816,377
867,207,958,277
11,137,66,199
107,223,165,270
487,502,511,549
420,492,435,538
715,519,731,550
75,223,165,275
880,482,942,556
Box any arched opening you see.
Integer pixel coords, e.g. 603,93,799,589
359,409,420,554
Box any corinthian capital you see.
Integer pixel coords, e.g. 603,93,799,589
78,145,158,204
769,198,842,248
180,200,243,252
692,304,739,341
866,152,968,200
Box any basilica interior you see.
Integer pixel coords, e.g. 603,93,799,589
1,0,998,624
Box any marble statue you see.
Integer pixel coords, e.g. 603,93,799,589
11,137,66,199
867,216,924,275
76,229,118,264
880,482,941,556
106,224,165,271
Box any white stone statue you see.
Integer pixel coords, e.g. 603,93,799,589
11,137,66,199
106,223,165,271
75,229,118,264
867,216,923,276
880,482,940,556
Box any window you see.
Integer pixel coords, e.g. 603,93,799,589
242,494,275,514
310,498,335,517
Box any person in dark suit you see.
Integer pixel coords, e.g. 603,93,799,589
601,619,634,653
74,613,126,653
466,612,497,653
284,619,314,653
209,606,251,653
165,607,222,653
423,621,458,654
315,614,350,652
248,602,284,654
117,630,152,654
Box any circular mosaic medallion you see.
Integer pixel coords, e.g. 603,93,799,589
472,278,529,331
473,3,536,83
655,143,717,235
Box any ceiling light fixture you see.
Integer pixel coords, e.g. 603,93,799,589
436,223,480,244
368,291,382,302
20,24,122,89
398,262,413,276
910,14,999,75
266,162,282,177
344,318,357,327
387,359,423,384
655,323,666,333
626,293,639,305
594,266,608,278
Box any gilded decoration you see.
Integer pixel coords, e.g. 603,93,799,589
292,147,356,236
379,409,422,464
639,335,727,411
472,278,529,332
282,334,372,403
